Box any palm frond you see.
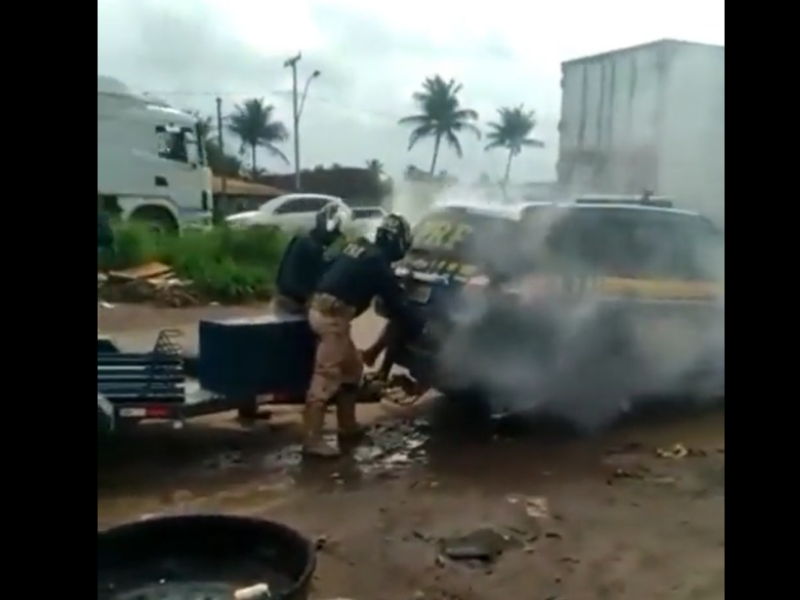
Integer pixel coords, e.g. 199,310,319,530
444,131,464,158
398,114,431,126
521,138,545,148
265,143,289,164
407,123,436,150
450,120,482,140
452,108,479,121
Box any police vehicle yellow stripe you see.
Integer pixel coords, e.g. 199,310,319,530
594,277,723,300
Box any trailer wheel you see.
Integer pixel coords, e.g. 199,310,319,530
130,206,179,233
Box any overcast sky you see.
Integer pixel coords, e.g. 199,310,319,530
97,0,724,182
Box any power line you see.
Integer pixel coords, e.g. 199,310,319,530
141,89,285,97
142,89,408,123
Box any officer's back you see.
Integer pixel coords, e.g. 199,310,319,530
272,204,345,314
315,240,394,318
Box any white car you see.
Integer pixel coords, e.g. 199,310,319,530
351,206,387,240
225,193,353,233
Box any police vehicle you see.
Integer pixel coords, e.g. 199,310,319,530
384,194,725,423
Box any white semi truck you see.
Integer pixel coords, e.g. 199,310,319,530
98,76,213,231
557,39,724,224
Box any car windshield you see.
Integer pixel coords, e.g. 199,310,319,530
522,207,723,281
408,208,520,267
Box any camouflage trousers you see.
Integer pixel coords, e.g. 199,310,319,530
306,294,363,408
271,294,307,316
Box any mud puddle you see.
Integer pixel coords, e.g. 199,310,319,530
99,406,723,529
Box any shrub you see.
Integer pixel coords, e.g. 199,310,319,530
102,222,160,270
99,222,290,303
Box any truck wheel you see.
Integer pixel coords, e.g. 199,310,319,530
130,206,179,233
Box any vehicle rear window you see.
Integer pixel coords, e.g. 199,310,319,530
409,208,521,267
521,207,723,281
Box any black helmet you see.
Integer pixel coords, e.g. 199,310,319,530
312,202,345,245
374,213,412,262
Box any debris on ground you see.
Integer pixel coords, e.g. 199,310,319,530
202,449,244,470
655,443,707,459
607,466,651,483
439,527,521,567
315,534,330,550
362,373,430,406
655,443,689,459
507,494,551,519
98,262,199,307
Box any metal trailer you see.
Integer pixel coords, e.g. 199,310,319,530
97,330,257,433
97,313,382,433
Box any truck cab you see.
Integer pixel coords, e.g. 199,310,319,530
97,76,212,231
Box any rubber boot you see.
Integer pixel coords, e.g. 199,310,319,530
302,403,340,458
336,388,369,442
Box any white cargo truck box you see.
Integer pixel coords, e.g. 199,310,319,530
557,39,724,223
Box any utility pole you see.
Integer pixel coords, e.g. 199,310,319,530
284,53,302,191
284,53,320,192
215,96,227,222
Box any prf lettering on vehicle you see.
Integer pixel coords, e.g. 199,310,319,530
402,255,479,278
414,219,472,252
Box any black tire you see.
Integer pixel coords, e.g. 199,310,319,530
129,206,179,233
429,388,493,438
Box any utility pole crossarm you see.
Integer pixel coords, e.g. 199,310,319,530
283,52,321,192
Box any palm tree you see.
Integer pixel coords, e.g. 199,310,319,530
227,98,289,176
193,114,216,146
365,159,384,175
398,76,480,175
188,112,242,177
484,105,544,185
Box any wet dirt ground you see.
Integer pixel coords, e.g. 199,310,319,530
98,304,725,600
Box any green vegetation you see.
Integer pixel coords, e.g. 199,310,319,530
99,222,290,303
98,222,364,304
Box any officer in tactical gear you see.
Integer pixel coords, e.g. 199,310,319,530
302,213,423,458
272,203,345,315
